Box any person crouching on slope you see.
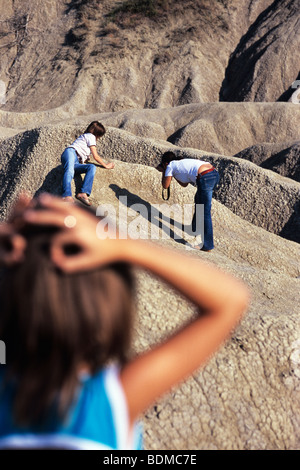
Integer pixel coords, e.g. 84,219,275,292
61,121,114,206
157,151,219,251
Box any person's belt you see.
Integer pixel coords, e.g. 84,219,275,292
69,147,89,164
197,167,215,178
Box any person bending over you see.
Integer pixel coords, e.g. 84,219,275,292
157,151,219,251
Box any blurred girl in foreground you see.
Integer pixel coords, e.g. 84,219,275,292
0,194,249,449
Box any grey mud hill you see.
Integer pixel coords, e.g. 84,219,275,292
0,0,299,450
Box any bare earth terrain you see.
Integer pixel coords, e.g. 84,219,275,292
0,0,299,450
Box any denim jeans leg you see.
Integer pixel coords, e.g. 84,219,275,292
200,187,214,250
74,163,96,196
61,148,77,197
194,171,219,250
191,190,202,235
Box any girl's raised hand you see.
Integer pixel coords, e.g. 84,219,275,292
0,193,32,266
22,193,121,273
0,224,27,266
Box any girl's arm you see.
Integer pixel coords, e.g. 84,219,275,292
21,195,249,425
162,175,172,189
162,173,189,188
118,240,249,425
90,146,114,169
174,177,188,187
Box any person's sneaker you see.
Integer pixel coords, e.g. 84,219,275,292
194,246,212,252
186,237,212,251
76,193,91,206
188,235,203,247
62,196,75,203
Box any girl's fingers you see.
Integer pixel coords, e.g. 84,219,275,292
37,193,73,212
0,232,27,266
52,250,87,273
2,193,102,272
9,193,33,221
37,194,83,217
9,234,27,264
51,233,90,273
22,208,69,228
38,195,99,227
0,224,14,237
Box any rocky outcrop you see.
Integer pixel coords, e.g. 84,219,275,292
1,102,299,157
1,119,299,240
165,103,300,156
234,141,300,183
0,0,299,452
220,0,300,102
1,121,299,450
0,0,288,115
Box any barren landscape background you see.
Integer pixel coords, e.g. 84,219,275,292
0,0,299,450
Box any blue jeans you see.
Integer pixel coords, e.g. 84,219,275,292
61,147,96,197
192,169,220,250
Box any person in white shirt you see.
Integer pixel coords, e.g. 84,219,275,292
157,151,219,251
61,121,114,206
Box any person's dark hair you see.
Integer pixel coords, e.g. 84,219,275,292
0,223,134,426
160,151,182,166
84,121,106,138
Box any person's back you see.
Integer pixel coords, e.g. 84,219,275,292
165,158,206,185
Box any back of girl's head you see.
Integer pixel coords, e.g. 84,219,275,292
84,121,106,138
0,223,134,425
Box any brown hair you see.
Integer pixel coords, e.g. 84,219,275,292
160,151,183,166
84,121,106,139
0,224,134,426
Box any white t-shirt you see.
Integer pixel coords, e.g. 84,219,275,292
164,159,208,184
69,133,97,163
